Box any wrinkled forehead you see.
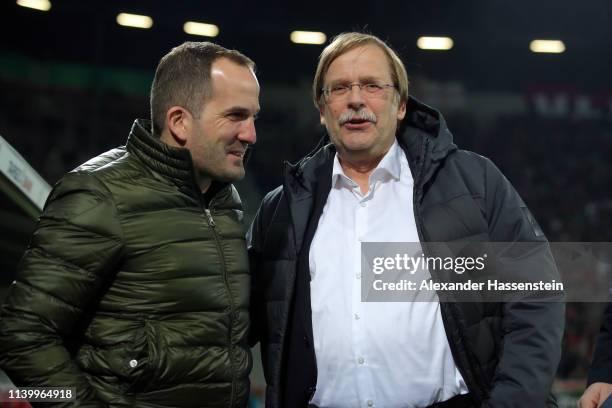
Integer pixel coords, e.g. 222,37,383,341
324,44,394,84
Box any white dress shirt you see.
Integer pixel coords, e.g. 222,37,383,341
309,140,468,408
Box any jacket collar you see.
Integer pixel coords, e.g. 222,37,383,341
284,141,335,197
282,143,335,254
126,119,241,210
127,119,197,190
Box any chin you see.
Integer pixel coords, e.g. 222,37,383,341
218,168,246,183
340,129,376,141
341,139,376,152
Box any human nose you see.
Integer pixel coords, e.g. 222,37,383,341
346,84,366,108
238,117,256,145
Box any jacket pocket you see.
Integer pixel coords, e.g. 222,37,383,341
124,319,162,392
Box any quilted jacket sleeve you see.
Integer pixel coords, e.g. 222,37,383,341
0,171,124,407
482,158,565,408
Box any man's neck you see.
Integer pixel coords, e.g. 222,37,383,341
159,130,180,148
195,174,212,194
338,155,383,195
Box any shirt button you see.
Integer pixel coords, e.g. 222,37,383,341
129,359,138,368
356,273,361,279
354,313,360,320
360,202,367,207
358,357,364,365
367,400,374,407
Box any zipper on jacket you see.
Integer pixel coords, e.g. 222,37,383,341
411,138,484,403
205,208,216,227
203,204,238,407
282,163,322,404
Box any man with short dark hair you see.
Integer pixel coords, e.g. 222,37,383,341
248,32,564,408
0,41,259,407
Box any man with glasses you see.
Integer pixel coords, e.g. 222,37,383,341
248,32,564,407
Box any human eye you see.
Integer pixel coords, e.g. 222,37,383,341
363,83,384,93
330,84,349,95
226,110,249,121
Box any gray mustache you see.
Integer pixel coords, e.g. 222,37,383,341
338,109,377,126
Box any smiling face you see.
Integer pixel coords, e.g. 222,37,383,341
319,44,406,165
186,57,260,189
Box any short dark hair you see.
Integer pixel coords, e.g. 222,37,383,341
150,42,255,136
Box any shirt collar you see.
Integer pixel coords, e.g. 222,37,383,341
331,139,402,188
373,139,401,181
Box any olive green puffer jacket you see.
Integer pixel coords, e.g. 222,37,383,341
0,119,251,407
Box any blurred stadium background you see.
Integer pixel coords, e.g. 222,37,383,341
1,0,612,406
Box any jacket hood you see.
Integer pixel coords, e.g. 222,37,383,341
398,96,457,163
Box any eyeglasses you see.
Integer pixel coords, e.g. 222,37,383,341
322,82,396,102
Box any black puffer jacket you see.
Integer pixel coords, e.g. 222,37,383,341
0,119,251,408
248,98,564,407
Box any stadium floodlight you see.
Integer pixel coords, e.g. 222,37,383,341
417,36,454,51
184,21,219,37
290,31,327,45
16,0,51,11
530,39,565,54
116,13,153,29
